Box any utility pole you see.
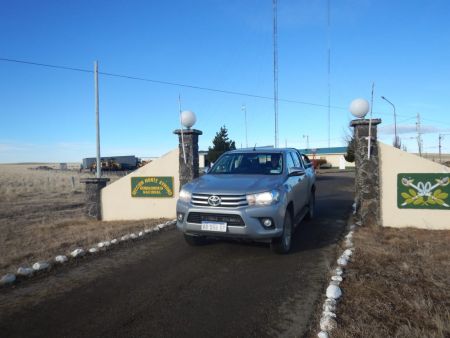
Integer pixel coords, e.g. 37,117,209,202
439,134,442,163
241,104,248,148
327,0,331,148
94,61,101,178
416,113,423,157
273,0,279,148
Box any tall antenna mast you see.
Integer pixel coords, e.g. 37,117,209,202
416,113,423,157
327,0,331,148
273,0,279,148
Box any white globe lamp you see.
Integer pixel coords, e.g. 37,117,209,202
180,110,196,129
349,98,370,119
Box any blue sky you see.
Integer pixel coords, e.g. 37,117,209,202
1,0,450,162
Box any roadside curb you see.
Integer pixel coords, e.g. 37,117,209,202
316,218,361,338
0,219,177,289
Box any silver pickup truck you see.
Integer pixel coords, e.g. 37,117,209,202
176,148,316,254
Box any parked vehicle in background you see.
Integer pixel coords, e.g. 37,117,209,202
176,148,316,254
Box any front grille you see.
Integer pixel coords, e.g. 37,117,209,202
187,212,245,226
191,193,248,208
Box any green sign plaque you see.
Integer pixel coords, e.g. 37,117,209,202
397,173,449,209
131,176,174,198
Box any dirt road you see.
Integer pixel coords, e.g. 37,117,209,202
0,172,354,338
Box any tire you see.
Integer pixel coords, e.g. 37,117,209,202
184,234,207,246
271,211,292,254
305,189,315,220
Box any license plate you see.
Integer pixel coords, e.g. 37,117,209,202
201,221,227,232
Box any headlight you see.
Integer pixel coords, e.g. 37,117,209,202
246,190,280,206
179,189,191,202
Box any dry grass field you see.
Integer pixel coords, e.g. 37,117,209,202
0,164,168,276
333,226,450,338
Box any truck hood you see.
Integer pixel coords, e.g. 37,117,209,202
190,174,284,195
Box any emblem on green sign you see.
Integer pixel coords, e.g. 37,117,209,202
131,177,174,198
397,174,449,209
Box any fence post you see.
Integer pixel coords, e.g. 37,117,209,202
173,129,203,189
350,118,382,226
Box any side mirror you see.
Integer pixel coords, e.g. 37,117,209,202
288,167,305,177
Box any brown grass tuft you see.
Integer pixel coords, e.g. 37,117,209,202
333,226,450,338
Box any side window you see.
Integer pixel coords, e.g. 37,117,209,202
291,151,302,168
286,152,295,170
302,154,312,167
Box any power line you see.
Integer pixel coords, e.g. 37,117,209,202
0,57,346,110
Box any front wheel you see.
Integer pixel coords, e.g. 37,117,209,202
271,211,292,254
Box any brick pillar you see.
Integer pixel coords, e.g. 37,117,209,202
350,118,382,226
80,177,110,220
173,129,203,189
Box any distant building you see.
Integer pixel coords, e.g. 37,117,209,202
59,163,68,170
298,146,355,168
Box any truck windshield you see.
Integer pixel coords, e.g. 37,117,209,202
209,153,283,175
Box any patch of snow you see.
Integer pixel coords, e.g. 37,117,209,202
0,273,16,285
32,261,50,271
71,248,85,258
17,267,34,277
55,255,68,263
326,284,342,299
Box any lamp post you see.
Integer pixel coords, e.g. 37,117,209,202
381,96,399,148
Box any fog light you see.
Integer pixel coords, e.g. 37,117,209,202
261,218,273,228
177,213,184,222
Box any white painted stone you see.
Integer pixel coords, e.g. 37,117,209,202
345,231,354,239
71,248,85,258
89,247,98,254
345,239,353,248
130,233,138,239
153,226,160,232
104,241,111,247
337,256,348,266
320,315,337,332
356,221,362,226
323,300,336,313
330,280,341,286
343,249,353,258
335,267,343,276
324,298,337,307
144,229,152,234
322,311,336,318
121,234,130,241
331,275,343,282
55,255,68,263
326,284,342,299
32,261,50,271
98,242,105,248
157,224,165,229
0,273,16,285
138,231,144,237
349,224,356,230
111,239,118,244
318,331,329,338
17,267,34,277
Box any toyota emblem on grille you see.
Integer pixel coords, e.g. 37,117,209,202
208,195,221,207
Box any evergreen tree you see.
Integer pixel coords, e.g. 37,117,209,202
344,136,355,162
206,125,236,163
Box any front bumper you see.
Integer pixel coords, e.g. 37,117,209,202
176,200,285,241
